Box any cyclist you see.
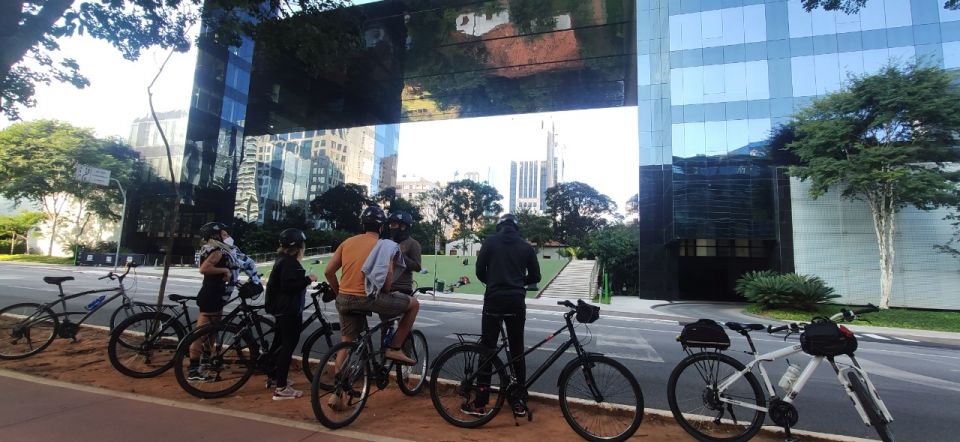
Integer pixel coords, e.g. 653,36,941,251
264,228,317,400
467,213,541,417
386,211,421,296
324,207,421,381
187,222,235,380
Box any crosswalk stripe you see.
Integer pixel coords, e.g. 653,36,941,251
891,336,919,343
862,333,891,340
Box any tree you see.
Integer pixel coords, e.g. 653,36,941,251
0,211,45,254
785,63,960,309
587,223,639,296
515,210,554,251
309,183,372,233
0,0,353,120
800,0,959,14
0,120,139,255
545,181,615,248
625,193,639,217
441,179,503,241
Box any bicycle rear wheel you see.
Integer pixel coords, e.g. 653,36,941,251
397,329,429,396
108,311,186,378
311,341,370,429
429,343,506,428
109,301,142,331
0,303,58,360
667,352,765,442
848,371,895,442
173,323,255,399
559,355,644,442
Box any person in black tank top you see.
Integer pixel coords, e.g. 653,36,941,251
187,222,235,381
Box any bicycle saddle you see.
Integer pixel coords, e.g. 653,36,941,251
168,294,197,303
725,322,765,332
43,276,74,285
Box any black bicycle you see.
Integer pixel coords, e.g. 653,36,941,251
429,299,644,442
107,293,200,378
0,262,142,360
310,311,429,429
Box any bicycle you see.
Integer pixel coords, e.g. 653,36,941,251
310,310,429,429
0,262,143,360
107,293,199,378
667,304,893,442
170,287,277,398
428,299,644,442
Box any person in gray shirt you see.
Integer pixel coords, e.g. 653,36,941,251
386,211,421,295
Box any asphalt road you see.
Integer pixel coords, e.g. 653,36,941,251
2,263,958,441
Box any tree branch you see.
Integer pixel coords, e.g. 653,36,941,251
0,0,75,80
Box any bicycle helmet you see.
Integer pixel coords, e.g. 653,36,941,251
496,213,519,230
279,228,307,246
388,211,414,227
199,222,229,240
361,206,386,226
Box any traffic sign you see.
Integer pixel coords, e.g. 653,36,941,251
75,164,111,186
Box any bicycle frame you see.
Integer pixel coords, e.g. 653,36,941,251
715,339,893,427
48,285,129,325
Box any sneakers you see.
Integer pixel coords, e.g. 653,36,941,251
187,369,211,382
265,379,294,390
512,401,528,417
384,347,416,365
460,402,487,417
272,386,303,401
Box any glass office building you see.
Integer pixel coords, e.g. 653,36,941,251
638,0,960,306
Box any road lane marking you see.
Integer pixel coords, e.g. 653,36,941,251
862,333,890,341
891,336,919,342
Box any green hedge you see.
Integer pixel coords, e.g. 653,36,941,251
736,271,839,311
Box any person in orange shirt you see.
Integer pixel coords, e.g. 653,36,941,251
324,206,420,374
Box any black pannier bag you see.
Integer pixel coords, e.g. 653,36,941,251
678,319,731,350
800,317,857,357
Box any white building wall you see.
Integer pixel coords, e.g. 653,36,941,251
791,178,960,310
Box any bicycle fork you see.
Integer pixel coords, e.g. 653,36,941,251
834,357,894,426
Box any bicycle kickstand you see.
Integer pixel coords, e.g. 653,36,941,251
782,425,800,442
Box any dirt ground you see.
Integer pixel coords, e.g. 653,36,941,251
0,327,833,442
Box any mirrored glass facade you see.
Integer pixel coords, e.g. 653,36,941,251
638,0,960,301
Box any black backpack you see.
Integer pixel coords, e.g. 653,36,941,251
800,317,858,357
678,319,731,350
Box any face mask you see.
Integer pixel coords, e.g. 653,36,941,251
223,237,235,247
391,227,410,243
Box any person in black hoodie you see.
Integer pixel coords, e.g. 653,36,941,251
467,213,541,417
264,228,317,400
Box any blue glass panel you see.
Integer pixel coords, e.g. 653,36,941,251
765,1,790,41
910,0,939,25
767,39,791,59
769,98,794,118
861,29,888,50
944,41,960,68
813,34,838,55
704,102,726,121
886,27,914,47
703,46,725,64
726,101,748,120
791,37,814,56
685,104,705,123
747,100,771,119
942,21,960,42
837,32,863,52
913,23,942,45
768,58,794,98
745,42,767,61
725,44,746,63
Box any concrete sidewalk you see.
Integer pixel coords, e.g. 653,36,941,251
0,370,402,442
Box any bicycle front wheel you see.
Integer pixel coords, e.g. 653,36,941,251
429,343,506,428
109,301,142,331
0,303,58,360
667,352,766,442
397,329,429,396
173,323,255,399
300,325,335,382
848,371,895,442
559,355,644,442
108,311,186,378
311,341,370,429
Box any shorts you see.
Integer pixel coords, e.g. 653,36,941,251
336,292,410,339
196,289,226,314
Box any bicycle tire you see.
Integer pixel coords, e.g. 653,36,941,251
311,341,370,429
429,343,506,428
108,311,186,378
173,323,256,399
300,325,335,382
559,355,644,442
0,303,59,360
667,352,766,442
397,329,429,396
109,301,141,331
848,371,895,442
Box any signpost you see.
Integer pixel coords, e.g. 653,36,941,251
74,164,126,270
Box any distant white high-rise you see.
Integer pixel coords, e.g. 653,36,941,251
508,119,559,214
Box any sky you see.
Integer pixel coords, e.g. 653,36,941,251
396,107,640,215
4,30,640,215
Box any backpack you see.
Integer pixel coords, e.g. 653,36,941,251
800,317,858,357
678,319,731,350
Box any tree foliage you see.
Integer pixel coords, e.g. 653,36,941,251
800,0,959,14
515,210,554,251
0,0,353,120
0,120,140,255
586,223,639,296
441,179,503,238
545,181,615,247
0,211,45,254
785,63,960,308
309,183,371,233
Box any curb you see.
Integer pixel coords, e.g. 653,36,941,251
0,368,409,442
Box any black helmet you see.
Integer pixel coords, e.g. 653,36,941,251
199,222,229,240
361,206,386,225
496,213,519,230
279,228,306,246
388,211,414,227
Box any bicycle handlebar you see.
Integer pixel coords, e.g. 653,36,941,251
852,304,879,315
98,273,112,280
557,300,576,309
768,304,881,335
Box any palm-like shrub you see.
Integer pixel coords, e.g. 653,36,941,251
736,271,838,311
786,274,839,311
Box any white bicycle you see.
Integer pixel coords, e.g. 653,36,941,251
667,305,893,442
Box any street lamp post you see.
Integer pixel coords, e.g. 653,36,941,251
111,178,127,270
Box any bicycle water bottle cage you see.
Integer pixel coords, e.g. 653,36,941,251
677,319,731,350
